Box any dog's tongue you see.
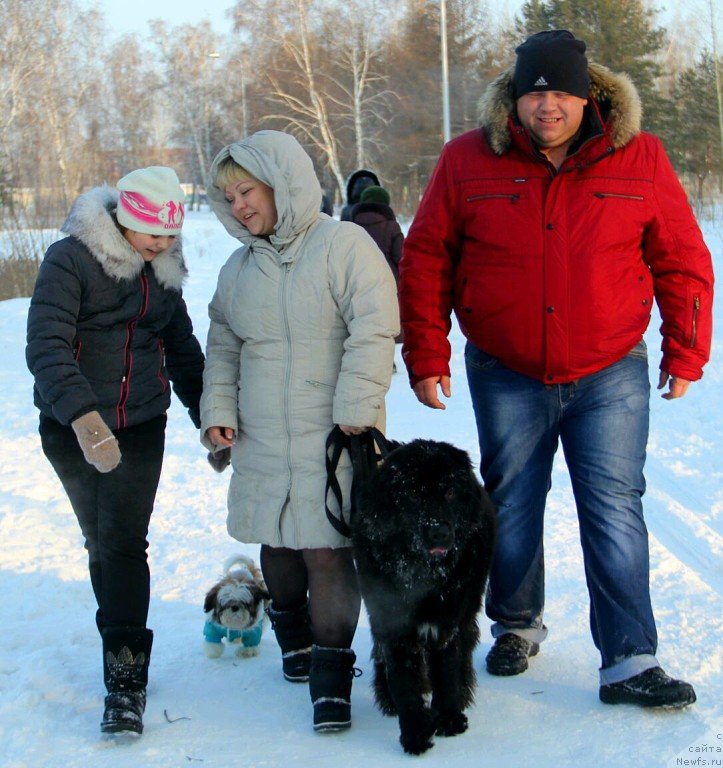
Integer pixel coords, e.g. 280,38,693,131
429,547,448,557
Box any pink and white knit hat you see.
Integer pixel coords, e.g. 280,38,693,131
116,166,185,235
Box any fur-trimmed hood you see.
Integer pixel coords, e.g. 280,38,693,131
61,185,187,290
478,62,642,156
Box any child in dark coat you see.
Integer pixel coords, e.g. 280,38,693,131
350,185,404,343
26,166,204,737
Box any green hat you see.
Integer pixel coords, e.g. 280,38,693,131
360,185,390,205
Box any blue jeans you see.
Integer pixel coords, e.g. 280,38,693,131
465,341,659,684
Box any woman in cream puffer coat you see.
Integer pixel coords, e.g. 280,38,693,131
200,131,399,731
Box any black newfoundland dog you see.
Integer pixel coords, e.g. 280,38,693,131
351,439,496,755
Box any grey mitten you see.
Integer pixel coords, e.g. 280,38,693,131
71,411,122,473
207,447,231,473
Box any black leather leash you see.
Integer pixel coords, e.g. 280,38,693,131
325,426,398,537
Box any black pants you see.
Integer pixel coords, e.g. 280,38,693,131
40,414,166,630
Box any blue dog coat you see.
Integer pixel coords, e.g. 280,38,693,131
203,617,263,648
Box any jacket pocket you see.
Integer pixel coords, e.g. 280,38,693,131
593,192,645,202
466,193,521,204
690,295,700,347
305,379,335,390
157,340,169,390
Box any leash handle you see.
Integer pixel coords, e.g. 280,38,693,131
325,426,350,536
324,426,399,537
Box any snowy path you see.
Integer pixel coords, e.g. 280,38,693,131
0,211,721,768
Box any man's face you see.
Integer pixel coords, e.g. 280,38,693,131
516,91,588,151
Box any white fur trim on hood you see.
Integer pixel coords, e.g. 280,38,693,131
61,185,187,290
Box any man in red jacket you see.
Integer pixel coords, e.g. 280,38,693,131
400,30,713,709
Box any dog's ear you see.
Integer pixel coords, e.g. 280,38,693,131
465,469,483,502
203,584,220,614
253,584,271,603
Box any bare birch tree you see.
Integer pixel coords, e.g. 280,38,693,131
104,35,166,173
151,20,226,191
232,0,393,201
319,1,395,170
1,0,107,230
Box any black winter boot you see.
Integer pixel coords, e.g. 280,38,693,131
599,667,696,709
485,633,539,676
309,645,357,732
101,627,153,735
267,603,313,682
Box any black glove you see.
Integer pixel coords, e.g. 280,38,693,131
207,447,231,473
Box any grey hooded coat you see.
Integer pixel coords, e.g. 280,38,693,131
201,131,399,549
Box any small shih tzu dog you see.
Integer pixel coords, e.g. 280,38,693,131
203,554,270,658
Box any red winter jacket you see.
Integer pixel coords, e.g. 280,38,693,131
400,63,713,386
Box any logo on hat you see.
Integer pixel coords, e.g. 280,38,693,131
119,192,185,230
534,76,549,87
159,200,184,227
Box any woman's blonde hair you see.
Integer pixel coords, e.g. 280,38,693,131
214,156,258,188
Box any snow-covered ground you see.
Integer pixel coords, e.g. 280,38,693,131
1,210,721,767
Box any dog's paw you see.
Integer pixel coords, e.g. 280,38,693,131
399,712,436,755
435,710,468,737
236,645,260,658
400,729,435,755
204,642,224,659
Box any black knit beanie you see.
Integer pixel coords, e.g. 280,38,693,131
513,30,590,99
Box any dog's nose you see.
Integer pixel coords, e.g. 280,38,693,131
231,606,239,612
425,522,452,547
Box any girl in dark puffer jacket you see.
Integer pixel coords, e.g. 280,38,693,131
26,166,204,737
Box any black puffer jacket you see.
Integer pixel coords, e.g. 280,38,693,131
26,186,204,430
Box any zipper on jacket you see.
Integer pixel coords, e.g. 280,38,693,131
72,339,82,360
593,192,644,201
156,340,169,390
116,270,151,429
690,295,700,348
280,260,295,542
466,193,520,204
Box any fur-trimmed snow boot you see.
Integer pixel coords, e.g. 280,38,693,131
267,602,313,682
309,645,358,732
101,626,153,735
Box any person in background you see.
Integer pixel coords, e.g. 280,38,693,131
339,168,380,221
350,184,405,349
400,30,713,709
26,167,205,735
320,191,334,216
200,130,398,733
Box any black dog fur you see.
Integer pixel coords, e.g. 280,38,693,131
351,439,496,755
